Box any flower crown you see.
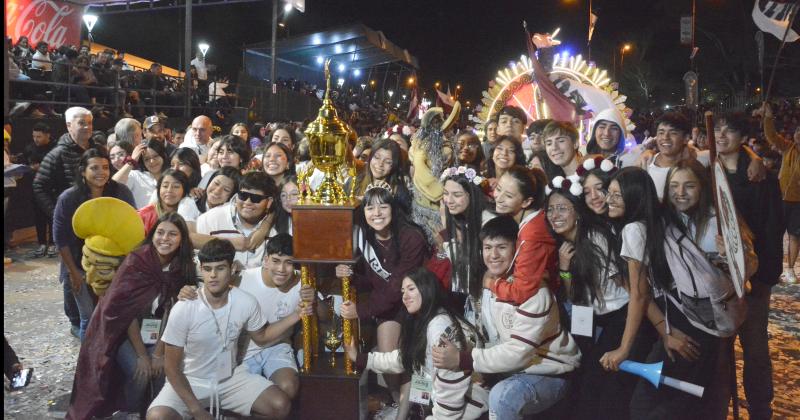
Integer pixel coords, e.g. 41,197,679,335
365,180,392,194
545,174,583,197
575,156,617,178
439,166,485,186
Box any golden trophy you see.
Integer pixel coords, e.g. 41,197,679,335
303,59,350,205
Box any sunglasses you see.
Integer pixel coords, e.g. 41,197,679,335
237,191,268,204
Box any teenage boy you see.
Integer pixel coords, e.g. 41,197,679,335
496,106,527,142
195,172,276,269
147,239,312,420
717,112,785,420
543,121,581,178
177,233,328,405
432,216,579,419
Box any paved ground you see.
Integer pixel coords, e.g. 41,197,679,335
3,232,799,419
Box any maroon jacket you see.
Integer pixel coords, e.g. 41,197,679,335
67,245,190,420
354,225,428,321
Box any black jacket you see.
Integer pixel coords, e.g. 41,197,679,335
725,149,785,286
32,133,96,218
20,141,55,166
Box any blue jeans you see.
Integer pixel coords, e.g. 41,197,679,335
739,283,773,420
116,339,159,413
60,270,80,327
488,373,569,420
60,264,95,341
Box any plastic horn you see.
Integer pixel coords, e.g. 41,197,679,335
619,361,704,398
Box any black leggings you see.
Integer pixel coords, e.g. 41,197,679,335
628,297,722,420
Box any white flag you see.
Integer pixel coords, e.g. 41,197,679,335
752,1,799,42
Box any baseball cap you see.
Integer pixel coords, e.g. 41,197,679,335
143,115,164,130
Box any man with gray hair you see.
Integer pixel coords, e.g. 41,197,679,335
113,118,142,147
33,106,97,338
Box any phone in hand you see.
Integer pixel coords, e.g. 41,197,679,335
10,368,33,390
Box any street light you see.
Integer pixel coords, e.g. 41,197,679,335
284,2,293,12
83,13,98,49
388,90,394,98
434,81,440,89
198,42,210,58
407,76,415,85
360,84,366,90
620,43,632,71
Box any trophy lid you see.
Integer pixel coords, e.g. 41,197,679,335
305,59,351,138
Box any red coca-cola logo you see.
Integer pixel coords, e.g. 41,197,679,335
6,0,82,48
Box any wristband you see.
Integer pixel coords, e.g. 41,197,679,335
123,156,138,169
559,270,573,280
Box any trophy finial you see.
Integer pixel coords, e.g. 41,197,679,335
324,58,332,100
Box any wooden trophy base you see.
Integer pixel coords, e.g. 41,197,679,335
296,354,367,420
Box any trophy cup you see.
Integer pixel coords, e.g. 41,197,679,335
293,59,359,374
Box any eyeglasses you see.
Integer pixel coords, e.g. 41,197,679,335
546,205,574,216
238,191,268,204
459,142,480,150
606,192,623,203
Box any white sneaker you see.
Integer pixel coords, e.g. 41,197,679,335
783,270,798,284
374,403,399,420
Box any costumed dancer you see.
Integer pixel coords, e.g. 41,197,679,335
409,104,461,244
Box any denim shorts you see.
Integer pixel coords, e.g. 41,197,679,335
244,342,297,379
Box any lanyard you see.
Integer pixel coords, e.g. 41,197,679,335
198,287,233,351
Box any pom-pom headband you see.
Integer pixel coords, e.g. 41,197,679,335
385,124,412,138
545,174,583,197
575,156,617,177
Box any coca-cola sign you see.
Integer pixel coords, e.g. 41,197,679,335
6,0,83,48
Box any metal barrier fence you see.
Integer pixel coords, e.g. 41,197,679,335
9,56,321,121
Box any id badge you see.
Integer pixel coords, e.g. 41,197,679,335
140,318,162,345
570,305,594,337
409,372,433,405
216,348,233,380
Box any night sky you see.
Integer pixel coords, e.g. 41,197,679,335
93,0,799,110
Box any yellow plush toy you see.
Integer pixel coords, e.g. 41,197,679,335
73,197,145,296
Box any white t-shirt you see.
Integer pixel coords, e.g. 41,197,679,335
127,170,158,209
238,268,302,360
586,232,628,315
195,203,266,269
147,192,201,223
190,57,208,81
620,221,647,264
648,152,710,201
160,287,266,381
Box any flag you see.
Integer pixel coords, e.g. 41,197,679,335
407,88,419,121
752,0,800,42
588,12,598,43
524,25,576,123
435,88,455,113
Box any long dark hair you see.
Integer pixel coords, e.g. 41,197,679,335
357,186,427,266
262,142,296,177
274,175,297,235
156,169,190,213
662,159,715,243
74,148,124,201
483,136,525,178
611,167,671,290
544,190,622,306
198,166,241,212
138,139,169,175
456,132,485,170
399,268,471,374
442,175,485,299
356,139,412,214
170,147,202,188
144,213,196,285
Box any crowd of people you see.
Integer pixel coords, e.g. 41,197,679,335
2,87,798,420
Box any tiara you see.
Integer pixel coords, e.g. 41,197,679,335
545,174,583,197
575,156,617,177
439,166,485,186
365,180,392,194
